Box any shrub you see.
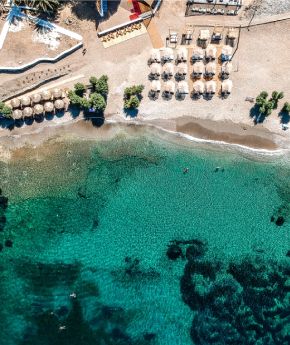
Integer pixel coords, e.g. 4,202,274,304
124,85,144,99
68,90,83,106
124,95,140,110
94,75,109,98
89,93,106,113
81,98,91,110
89,76,98,88
282,102,290,113
0,102,12,118
74,83,86,96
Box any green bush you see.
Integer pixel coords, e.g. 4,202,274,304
89,76,98,88
124,95,140,110
94,75,109,98
282,102,290,113
68,90,83,106
0,101,12,118
124,85,144,99
89,93,106,113
81,98,91,110
74,82,86,96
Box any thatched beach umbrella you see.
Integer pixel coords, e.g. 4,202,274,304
54,99,65,110
163,62,174,76
221,79,233,94
150,49,161,63
12,109,23,120
11,98,20,109
31,93,42,104
150,63,161,76
205,45,217,60
52,88,62,99
23,107,33,118
163,80,175,94
34,104,44,116
205,62,216,77
192,61,205,78
177,81,189,94
205,80,217,94
176,47,188,62
176,63,188,76
44,101,54,113
192,80,205,94
20,96,31,107
41,90,52,101
191,46,204,61
150,80,161,92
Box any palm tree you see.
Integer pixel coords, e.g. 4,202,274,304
19,0,61,14
282,102,290,114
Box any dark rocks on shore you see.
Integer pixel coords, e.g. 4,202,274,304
0,215,6,231
167,244,182,260
0,243,3,252
286,250,290,257
186,243,206,260
275,216,285,226
5,239,13,247
143,333,156,341
0,195,8,210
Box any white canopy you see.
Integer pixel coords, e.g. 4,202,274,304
150,49,161,62
177,81,189,94
191,46,204,60
192,61,205,74
151,80,161,92
222,79,233,93
222,45,233,56
162,47,174,61
176,47,188,62
150,63,161,75
206,45,217,59
221,62,233,74
205,81,217,94
192,80,205,94
164,80,175,94
205,62,216,75
176,63,188,75
199,29,210,40
163,63,174,76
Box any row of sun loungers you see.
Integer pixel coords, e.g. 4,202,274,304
191,7,238,15
150,79,233,98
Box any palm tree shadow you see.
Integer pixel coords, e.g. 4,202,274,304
124,108,138,118
84,111,105,127
278,110,290,125
250,104,265,124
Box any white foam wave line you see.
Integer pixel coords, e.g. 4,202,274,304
106,119,288,157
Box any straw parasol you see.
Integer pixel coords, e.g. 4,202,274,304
192,61,205,76
150,49,161,63
52,88,62,99
192,80,205,94
163,62,174,76
191,46,204,61
177,81,189,94
54,99,65,110
176,47,188,62
23,107,33,118
150,63,161,76
176,63,188,75
11,98,20,109
31,93,42,104
205,81,217,94
163,80,175,94
12,109,23,120
221,62,233,75
205,45,217,60
162,47,174,61
33,104,44,115
205,62,216,76
41,90,52,101
44,101,54,113
150,80,161,92
221,79,233,94
20,96,31,107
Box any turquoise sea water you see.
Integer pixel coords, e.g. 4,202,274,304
0,129,289,345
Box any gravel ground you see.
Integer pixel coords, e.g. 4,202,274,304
245,0,290,17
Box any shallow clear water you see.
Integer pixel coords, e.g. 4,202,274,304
0,131,289,345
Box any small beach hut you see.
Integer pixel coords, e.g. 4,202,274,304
176,63,188,76
192,61,205,78
221,79,233,95
221,62,232,77
162,48,174,62
54,99,65,110
205,80,217,95
41,90,52,101
150,49,161,63
176,47,188,63
150,63,161,77
150,80,161,93
11,98,20,109
33,104,44,116
44,101,54,113
20,96,31,107
31,93,42,104
12,109,23,120
205,45,217,60
23,107,33,118
205,62,216,77
191,46,204,62
163,63,174,77
52,88,62,99
192,80,205,95
221,45,233,61
163,80,175,94
177,81,189,95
